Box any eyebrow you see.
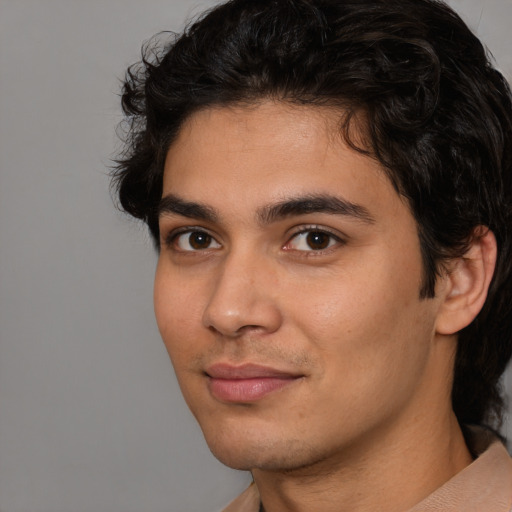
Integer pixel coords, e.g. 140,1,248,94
158,192,375,226
157,194,218,223
257,194,375,225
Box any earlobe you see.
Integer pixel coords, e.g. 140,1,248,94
435,227,497,335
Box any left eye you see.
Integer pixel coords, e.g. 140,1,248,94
173,230,221,251
286,230,339,251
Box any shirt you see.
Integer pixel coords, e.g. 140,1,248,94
222,428,512,512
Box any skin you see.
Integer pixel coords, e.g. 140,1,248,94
154,101,484,512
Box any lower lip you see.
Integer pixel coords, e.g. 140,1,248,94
208,376,299,403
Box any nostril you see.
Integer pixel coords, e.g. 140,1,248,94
206,322,266,338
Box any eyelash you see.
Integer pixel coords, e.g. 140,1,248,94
164,227,219,252
284,225,344,253
163,225,344,254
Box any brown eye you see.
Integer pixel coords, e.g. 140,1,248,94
189,232,212,249
306,232,330,250
287,230,340,251
174,230,221,251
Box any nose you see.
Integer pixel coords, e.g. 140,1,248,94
202,252,283,338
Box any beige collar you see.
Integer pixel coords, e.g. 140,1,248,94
407,428,512,512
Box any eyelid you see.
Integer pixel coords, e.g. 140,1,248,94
163,226,221,251
284,225,346,252
161,223,345,253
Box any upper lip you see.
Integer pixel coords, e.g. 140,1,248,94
205,363,301,379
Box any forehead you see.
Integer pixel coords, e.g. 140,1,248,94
162,101,404,220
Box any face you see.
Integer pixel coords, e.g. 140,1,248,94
154,101,449,473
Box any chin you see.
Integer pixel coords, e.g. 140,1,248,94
207,445,261,471
203,426,322,472
202,426,271,470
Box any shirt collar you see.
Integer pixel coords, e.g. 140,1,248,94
407,427,512,512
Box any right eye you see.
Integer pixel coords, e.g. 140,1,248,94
171,230,221,252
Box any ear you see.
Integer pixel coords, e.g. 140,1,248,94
435,227,497,335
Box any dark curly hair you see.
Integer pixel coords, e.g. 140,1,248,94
113,0,512,432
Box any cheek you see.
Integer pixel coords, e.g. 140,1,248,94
153,264,206,361
287,263,404,339
287,252,432,379
153,268,211,414
290,294,435,436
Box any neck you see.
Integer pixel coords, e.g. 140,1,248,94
253,410,472,512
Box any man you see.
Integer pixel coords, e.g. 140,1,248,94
113,0,512,510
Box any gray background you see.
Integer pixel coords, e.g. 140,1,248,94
0,1,510,511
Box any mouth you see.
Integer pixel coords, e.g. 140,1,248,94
204,363,303,403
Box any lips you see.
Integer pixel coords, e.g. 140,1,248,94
205,363,302,403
